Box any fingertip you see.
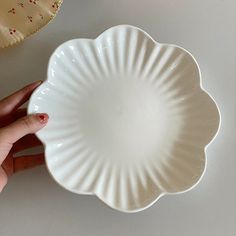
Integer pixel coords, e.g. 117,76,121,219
22,80,43,93
36,113,49,124
30,80,43,87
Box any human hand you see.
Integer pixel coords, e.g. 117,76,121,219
0,81,49,192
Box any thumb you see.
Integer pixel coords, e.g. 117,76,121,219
0,113,49,145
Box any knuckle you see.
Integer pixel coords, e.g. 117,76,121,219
0,102,11,115
0,129,9,147
21,116,34,132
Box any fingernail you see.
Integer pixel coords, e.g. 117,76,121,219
37,113,49,124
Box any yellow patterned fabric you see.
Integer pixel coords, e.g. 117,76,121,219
0,0,62,48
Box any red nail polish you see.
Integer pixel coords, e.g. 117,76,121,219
38,113,48,124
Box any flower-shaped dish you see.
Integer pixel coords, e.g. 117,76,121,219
28,25,220,212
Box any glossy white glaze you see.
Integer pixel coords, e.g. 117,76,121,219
28,25,220,212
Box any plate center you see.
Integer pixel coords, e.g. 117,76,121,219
78,75,176,164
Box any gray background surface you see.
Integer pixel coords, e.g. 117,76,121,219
0,0,235,235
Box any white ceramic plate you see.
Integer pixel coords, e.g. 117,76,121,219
28,25,220,213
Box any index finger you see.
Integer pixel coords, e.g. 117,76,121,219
0,81,42,117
